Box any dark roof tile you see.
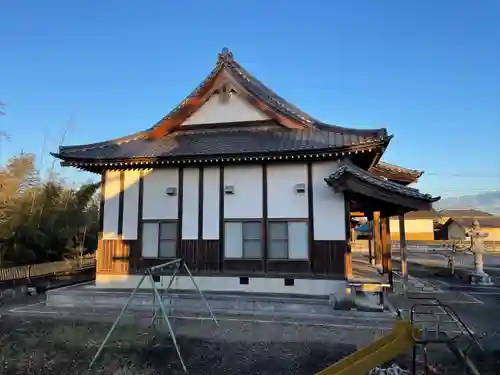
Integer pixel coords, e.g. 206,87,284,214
450,216,500,229
325,163,439,203
439,209,493,217
370,161,423,183
55,121,387,161
53,48,391,163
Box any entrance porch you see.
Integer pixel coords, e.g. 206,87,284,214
325,162,440,294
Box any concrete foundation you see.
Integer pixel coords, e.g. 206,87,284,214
95,274,348,297
47,282,340,319
46,281,385,319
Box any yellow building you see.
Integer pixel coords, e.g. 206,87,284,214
442,217,500,241
389,210,439,241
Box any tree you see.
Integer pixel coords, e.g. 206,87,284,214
0,153,99,267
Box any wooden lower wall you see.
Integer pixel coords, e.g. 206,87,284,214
311,240,346,275
98,239,348,278
97,239,133,274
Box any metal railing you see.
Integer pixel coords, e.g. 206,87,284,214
408,297,483,375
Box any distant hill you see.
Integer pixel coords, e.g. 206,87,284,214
435,191,500,215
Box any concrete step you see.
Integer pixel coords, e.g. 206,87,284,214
46,286,394,322
47,287,337,318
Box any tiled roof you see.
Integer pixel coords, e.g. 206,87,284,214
450,216,500,229
148,48,387,137
439,209,493,218
53,121,388,161
369,161,423,183
53,48,392,163
403,209,440,219
325,163,439,203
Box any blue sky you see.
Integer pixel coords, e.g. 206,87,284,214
1,0,499,197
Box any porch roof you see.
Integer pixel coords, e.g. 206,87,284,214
325,163,440,214
369,161,423,185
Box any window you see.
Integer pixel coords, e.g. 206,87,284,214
224,220,308,260
141,221,177,258
242,222,261,259
159,222,177,257
224,221,262,259
268,221,308,260
268,222,288,259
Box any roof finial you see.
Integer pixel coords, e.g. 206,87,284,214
218,47,233,62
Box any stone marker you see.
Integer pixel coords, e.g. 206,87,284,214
467,219,493,286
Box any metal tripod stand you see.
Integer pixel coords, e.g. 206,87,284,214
89,259,219,372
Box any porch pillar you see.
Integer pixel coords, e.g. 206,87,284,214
373,211,382,267
344,197,352,279
367,212,374,265
381,217,389,273
399,214,408,294
384,217,393,283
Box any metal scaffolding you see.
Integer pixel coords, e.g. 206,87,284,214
89,259,219,372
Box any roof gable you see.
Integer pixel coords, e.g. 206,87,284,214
149,48,388,138
180,90,271,126
52,47,394,170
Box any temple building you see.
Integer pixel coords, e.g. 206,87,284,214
52,48,439,297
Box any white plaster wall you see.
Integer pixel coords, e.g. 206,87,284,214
142,168,179,220
182,168,199,239
102,170,121,239
224,165,263,219
181,93,270,126
96,274,347,297
312,161,346,240
122,170,141,240
390,219,434,234
202,167,220,239
267,163,308,219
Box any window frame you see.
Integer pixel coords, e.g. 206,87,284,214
141,220,178,259
267,219,309,260
224,220,263,260
268,220,289,260
242,221,262,259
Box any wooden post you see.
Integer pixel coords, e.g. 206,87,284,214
373,211,382,267
344,197,352,279
367,212,374,265
381,217,388,273
385,217,393,284
399,214,408,294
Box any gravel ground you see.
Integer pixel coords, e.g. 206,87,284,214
0,315,411,375
2,310,496,374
